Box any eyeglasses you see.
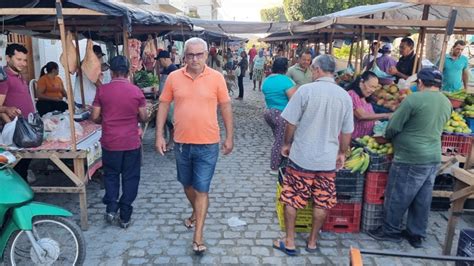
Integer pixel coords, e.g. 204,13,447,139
185,52,206,60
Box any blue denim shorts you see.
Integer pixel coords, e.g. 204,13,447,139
174,143,219,192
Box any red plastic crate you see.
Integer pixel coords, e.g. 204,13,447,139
441,133,473,157
322,202,361,233
364,172,388,204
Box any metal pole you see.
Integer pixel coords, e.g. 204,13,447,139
413,5,430,74
359,25,365,72
55,0,77,150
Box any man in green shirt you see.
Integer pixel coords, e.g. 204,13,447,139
439,40,470,92
368,68,451,248
286,50,312,86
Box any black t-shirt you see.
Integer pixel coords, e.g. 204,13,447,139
162,64,178,75
396,52,416,80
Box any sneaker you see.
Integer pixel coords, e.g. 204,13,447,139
119,219,131,229
401,230,423,248
367,227,403,243
104,212,117,224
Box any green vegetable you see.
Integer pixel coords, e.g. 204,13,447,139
134,70,158,88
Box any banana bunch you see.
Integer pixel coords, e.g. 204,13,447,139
344,147,370,174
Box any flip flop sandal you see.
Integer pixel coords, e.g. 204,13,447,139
272,239,299,256
192,241,207,255
305,242,319,253
184,217,196,229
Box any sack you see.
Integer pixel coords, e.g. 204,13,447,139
13,113,44,148
1,116,17,146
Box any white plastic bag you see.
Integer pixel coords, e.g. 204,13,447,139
1,116,18,146
48,116,84,142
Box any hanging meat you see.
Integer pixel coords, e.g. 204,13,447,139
59,31,78,74
81,39,102,83
128,39,142,74
142,35,157,71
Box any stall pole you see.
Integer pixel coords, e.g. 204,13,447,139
359,26,365,72
56,0,77,149
439,9,458,72
115,32,120,55
122,17,130,60
355,37,361,74
56,0,88,230
347,36,355,68
413,5,430,74
74,29,86,108
328,28,335,55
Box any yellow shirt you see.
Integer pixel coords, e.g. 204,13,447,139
37,75,63,99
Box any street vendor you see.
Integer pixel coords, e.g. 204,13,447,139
347,71,392,139
388,37,416,82
286,49,312,86
438,40,469,92
375,44,397,85
368,68,451,248
36,61,68,116
73,45,107,107
0,43,35,181
91,55,148,229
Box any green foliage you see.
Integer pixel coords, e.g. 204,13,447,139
333,44,368,60
260,6,287,22
283,0,384,21
134,70,158,88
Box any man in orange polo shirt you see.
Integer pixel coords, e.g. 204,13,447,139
156,37,234,255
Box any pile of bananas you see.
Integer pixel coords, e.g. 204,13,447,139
344,147,370,174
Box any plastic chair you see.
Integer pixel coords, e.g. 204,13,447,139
28,79,37,112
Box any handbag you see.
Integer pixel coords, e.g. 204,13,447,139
234,66,241,77
13,113,44,148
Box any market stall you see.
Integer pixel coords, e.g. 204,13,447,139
0,0,191,230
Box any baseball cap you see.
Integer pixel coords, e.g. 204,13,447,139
93,45,105,56
109,55,130,72
381,43,393,52
155,50,170,60
417,67,443,84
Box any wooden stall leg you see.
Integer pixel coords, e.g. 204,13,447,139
79,186,89,230
74,158,88,230
443,181,469,255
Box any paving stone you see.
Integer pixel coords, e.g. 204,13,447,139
307,256,327,265
239,256,260,264
176,256,194,264
251,246,270,256
153,256,171,264
128,258,148,265
262,256,285,265
128,249,145,257
221,256,239,264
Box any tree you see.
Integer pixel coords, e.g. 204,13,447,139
283,0,384,21
260,6,287,22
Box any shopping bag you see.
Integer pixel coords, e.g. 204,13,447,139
1,116,17,146
13,113,44,148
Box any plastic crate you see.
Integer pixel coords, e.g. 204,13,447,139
364,172,388,204
276,182,313,232
442,133,473,157
367,150,392,172
361,203,384,232
431,197,451,211
336,169,365,203
456,229,474,266
322,202,362,233
434,174,455,191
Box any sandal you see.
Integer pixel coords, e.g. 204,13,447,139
305,241,319,253
272,239,299,256
184,217,196,229
192,241,207,255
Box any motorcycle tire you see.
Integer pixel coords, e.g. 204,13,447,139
3,215,86,266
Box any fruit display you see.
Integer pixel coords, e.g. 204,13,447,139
344,147,370,174
444,111,472,134
465,94,474,106
461,104,474,118
372,84,412,111
444,90,467,101
355,135,394,155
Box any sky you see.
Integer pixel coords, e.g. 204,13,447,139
219,0,283,21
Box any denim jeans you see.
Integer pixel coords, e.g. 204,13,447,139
175,143,219,193
102,148,141,222
383,162,439,237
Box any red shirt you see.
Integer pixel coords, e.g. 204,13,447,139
0,68,35,118
248,48,257,63
93,78,146,151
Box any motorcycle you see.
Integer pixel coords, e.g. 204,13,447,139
0,151,86,265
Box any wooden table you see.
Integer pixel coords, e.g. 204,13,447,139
8,120,102,230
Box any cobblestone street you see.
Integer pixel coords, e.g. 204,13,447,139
33,78,472,265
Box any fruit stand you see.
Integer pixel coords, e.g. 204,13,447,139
0,1,191,230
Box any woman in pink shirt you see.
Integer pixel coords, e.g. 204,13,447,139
347,71,392,139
